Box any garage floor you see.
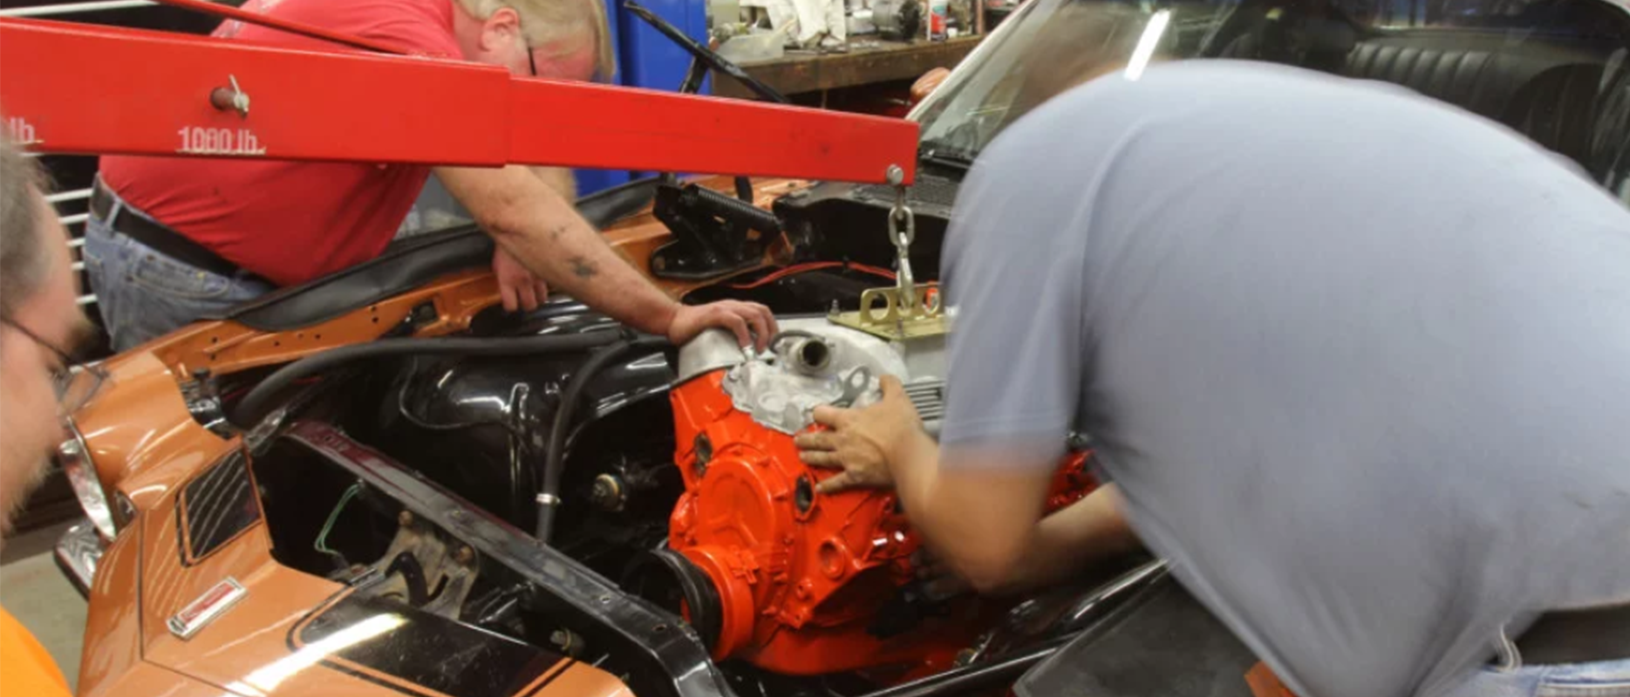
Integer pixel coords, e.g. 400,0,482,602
1,521,86,692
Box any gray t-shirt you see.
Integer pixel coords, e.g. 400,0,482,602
938,60,1630,697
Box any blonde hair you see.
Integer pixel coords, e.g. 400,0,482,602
457,0,617,80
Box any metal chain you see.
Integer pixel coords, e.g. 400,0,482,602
889,185,917,310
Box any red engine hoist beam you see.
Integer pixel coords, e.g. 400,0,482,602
0,17,918,185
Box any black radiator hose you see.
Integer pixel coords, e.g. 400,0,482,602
535,335,672,543
229,330,630,427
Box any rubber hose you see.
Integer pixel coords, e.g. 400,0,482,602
230,330,629,427
535,336,671,543
682,184,781,234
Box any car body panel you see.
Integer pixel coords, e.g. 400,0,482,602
78,349,236,510
79,515,142,697
81,662,230,697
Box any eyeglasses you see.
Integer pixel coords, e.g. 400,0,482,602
0,316,108,415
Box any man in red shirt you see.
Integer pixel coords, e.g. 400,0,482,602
88,0,775,352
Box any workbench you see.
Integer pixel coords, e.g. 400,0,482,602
711,36,981,100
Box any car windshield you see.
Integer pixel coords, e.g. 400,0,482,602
909,0,1630,203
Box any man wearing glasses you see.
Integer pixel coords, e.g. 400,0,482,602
0,135,94,697
85,0,777,354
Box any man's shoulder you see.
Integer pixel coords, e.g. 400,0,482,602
221,0,460,58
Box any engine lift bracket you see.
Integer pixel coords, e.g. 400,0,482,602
828,167,947,341
827,285,948,341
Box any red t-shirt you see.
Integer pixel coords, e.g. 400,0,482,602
98,0,464,287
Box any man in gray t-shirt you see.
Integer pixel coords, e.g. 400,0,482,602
795,60,1630,697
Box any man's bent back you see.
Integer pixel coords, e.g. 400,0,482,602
939,61,1630,697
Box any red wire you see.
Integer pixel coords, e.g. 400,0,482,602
728,262,896,289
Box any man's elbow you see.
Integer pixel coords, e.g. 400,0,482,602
455,170,558,243
950,546,1025,596
469,198,530,242
963,567,1017,596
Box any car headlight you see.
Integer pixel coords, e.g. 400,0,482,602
58,419,117,541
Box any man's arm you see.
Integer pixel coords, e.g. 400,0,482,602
435,164,774,347
887,430,1140,594
801,130,1113,593
888,433,1053,593
529,166,577,200
992,484,1141,594
804,379,1140,595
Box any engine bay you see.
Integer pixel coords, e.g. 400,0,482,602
244,296,1138,697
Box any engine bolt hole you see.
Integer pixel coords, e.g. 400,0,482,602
794,476,814,514
693,433,712,476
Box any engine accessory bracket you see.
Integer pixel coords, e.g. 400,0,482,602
650,183,781,281
832,365,873,408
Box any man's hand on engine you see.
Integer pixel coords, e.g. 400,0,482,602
667,301,778,352
797,375,928,494
493,247,550,313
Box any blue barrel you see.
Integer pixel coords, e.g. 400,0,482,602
576,0,712,193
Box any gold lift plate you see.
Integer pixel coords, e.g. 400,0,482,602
828,285,948,341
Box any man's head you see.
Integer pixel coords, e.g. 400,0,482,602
0,132,89,539
450,0,615,82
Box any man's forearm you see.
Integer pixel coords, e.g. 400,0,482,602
988,485,1141,595
436,165,678,335
887,437,1137,594
888,430,943,531
530,166,577,200
887,435,1056,592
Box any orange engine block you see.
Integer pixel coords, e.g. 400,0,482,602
666,356,1095,678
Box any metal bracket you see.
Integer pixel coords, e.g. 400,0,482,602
828,284,947,341
649,182,781,281
827,166,944,340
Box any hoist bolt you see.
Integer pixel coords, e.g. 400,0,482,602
209,75,250,118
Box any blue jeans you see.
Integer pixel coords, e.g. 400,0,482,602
82,185,274,352
1442,658,1630,697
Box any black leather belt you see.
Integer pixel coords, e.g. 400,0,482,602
1516,603,1630,665
90,180,251,280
